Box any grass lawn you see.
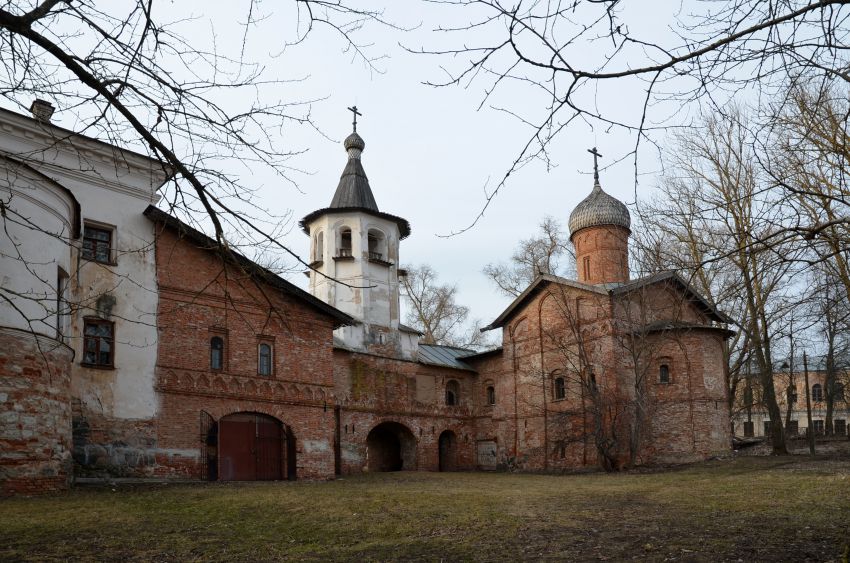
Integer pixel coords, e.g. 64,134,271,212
2,456,849,562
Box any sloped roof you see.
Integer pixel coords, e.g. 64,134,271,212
144,205,355,328
482,273,606,330
482,270,732,330
399,323,424,335
299,130,411,238
611,271,733,324
330,153,378,211
459,346,503,361
639,320,735,339
418,344,476,371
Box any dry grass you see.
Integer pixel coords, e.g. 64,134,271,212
2,455,849,562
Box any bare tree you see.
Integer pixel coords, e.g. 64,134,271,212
0,0,393,256
418,0,850,232
483,216,573,298
638,109,802,453
400,263,490,349
764,82,850,301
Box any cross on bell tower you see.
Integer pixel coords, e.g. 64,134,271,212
587,146,602,183
347,105,362,132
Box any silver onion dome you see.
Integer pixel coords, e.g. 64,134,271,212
568,180,631,237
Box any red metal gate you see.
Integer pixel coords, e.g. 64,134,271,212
218,413,284,481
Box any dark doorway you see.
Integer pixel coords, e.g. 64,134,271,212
219,412,294,481
366,422,417,472
438,430,457,471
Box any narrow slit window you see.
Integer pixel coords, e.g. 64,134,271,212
210,336,224,370
659,364,670,384
258,343,273,376
486,385,495,406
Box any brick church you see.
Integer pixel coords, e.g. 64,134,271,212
0,103,732,494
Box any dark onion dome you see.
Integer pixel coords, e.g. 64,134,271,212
568,180,631,238
299,129,411,238
343,131,365,152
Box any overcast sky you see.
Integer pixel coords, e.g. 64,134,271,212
5,1,696,335
200,1,686,331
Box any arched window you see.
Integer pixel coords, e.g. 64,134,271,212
812,383,823,402
486,385,496,406
554,376,566,400
314,231,324,261
339,227,352,257
659,364,670,384
367,229,385,261
446,380,460,406
258,343,273,376
210,336,224,370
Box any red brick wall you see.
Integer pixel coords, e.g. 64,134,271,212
0,328,73,496
470,278,731,472
572,225,630,285
150,225,342,480
333,349,477,474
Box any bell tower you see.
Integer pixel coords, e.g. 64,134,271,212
299,108,413,356
568,148,631,285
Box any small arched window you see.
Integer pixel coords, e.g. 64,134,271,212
339,227,352,257
554,376,566,400
258,343,273,376
446,379,460,406
210,336,224,370
659,364,670,384
315,231,324,261
486,385,496,406
812,383,823,402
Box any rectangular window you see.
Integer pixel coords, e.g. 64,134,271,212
835,419,846,436
743,421,754,437
763,421,772,437
82,224,113,264
813,420,825,435
83,318,114,367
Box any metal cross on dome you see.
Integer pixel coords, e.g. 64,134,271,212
588,146,602,182
347,105,362,132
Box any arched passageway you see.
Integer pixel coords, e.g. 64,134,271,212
366,422,417,472
217,412,295,481
438,430,458,471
